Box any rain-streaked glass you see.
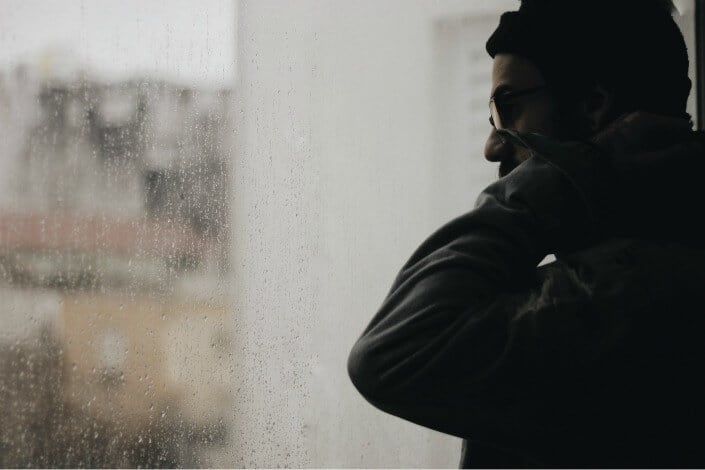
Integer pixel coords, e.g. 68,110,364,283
0,0,697,467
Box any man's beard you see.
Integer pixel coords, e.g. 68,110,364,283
498,159,519,178
498,146,533,178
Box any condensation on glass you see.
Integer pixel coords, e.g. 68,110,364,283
0,2,234,467
0,0,698,468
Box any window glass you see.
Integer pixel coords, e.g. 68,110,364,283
0,1,698,467
673,0,699,126
0,1,234,467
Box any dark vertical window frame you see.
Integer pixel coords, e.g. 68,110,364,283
697,0,704,130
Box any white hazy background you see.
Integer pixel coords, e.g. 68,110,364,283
231,1,516,467
0,0,236,86
1,0,697,467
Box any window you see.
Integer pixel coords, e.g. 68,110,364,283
0,1,234,467
0,1,700,467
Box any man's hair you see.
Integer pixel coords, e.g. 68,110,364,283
486,0,691,120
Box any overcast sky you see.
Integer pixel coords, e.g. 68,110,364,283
0,0,236,87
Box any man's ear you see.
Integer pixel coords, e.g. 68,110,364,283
581,84,614,132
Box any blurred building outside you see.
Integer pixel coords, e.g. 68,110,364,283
0,56,234,466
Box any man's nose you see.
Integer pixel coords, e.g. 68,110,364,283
484,129,512,162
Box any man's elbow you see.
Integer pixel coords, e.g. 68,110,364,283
347,336,392,404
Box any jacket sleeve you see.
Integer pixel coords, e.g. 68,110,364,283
347,134,620,452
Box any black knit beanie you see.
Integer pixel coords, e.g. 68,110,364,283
486,0,691,118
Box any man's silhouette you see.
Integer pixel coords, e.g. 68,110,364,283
348,0,705,467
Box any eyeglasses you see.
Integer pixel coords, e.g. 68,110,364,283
489,85,548,131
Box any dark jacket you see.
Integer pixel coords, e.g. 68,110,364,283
348,131,705,468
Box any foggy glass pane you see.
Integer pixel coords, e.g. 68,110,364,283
0,0,698,468
0,1,234,467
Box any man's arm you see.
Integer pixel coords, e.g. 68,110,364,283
347,134,627,455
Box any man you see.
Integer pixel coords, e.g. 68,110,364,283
348,0,705,467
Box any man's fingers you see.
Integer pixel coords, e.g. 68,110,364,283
622,111,691,133
615,138,704,172
594,111,693,157
618,111,692,146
